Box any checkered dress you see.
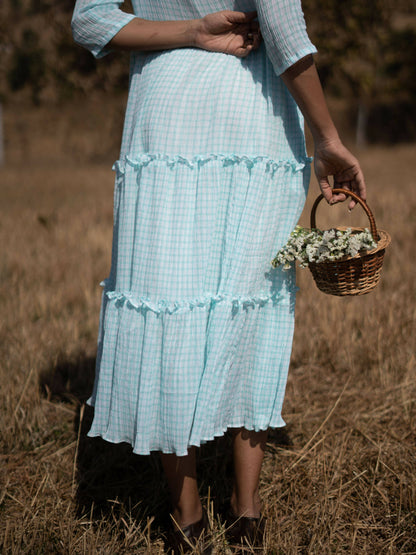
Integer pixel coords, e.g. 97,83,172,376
72,0,317,455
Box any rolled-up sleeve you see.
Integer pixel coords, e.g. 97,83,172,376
255,0,317,75
72,0,136,58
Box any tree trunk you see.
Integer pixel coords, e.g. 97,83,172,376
356,101,368,148
0,104,4,166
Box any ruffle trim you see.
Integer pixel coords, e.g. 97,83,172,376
101,281,283,315
86,416,286,457
112,153,312,175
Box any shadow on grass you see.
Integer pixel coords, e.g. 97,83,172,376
39,352,96,405
39,351,292,542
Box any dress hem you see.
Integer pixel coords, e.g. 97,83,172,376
86,400,286,457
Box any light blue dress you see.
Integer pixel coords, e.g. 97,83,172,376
72,0,316,456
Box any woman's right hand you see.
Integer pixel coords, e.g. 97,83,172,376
313,138,367,210
193,11,261,58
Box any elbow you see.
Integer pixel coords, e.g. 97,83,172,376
71,7,97,51
71,3,135,58
71,11,86,48
282,54,314,79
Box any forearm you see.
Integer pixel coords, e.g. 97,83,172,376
282,55,366,206
73,4,259,59
109,17,202,51
281,55,339,144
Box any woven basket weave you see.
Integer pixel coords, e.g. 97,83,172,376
308,189,391,296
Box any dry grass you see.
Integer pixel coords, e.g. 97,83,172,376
0,101,415,554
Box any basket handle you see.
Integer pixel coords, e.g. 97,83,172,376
310,188,379,241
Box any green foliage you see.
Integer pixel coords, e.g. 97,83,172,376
1,0,415,142
1,0,130,103
304,0,416,142
305,0,391,99
7,29,46,104
383,28,416,99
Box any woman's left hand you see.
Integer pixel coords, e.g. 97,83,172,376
193,11,261,57
314,138,367,210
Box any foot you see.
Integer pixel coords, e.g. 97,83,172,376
225,507,266,549
167,509,212,554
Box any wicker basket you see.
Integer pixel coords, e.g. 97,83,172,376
308,188,391,296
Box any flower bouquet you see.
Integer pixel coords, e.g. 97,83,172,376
272,189,390,296
272,225,377,270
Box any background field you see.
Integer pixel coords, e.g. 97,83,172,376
0,99,415,553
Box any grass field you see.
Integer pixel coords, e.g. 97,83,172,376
0,101,415,553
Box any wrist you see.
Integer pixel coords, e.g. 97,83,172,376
311,126,340,147
187,18,203,48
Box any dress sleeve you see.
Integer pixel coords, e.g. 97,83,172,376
71,0,137,58
254,0,317,75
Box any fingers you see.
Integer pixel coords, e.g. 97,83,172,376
319,177,334,204
235,44,256,58
211,10,260,58
335,169,367,210
235,27,261,57
225,10,258,23
323,182,366,211
314,142,367,210
354,167,367,201
242,32,261,54
225,10,261,45
233,13,260,53
331,190,347,204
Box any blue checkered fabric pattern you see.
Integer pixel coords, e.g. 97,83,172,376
72,0,316,455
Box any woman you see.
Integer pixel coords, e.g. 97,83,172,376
72,0,366,551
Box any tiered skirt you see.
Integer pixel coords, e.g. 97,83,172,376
88,152,311,455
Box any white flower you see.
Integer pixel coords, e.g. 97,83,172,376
271,226,377,269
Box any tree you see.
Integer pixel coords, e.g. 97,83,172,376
1,0,131,103
304,0,416,145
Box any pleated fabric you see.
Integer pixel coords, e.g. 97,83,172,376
71,0,316,455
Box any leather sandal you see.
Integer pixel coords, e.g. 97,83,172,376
166,508,212,554
225,508,266,549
